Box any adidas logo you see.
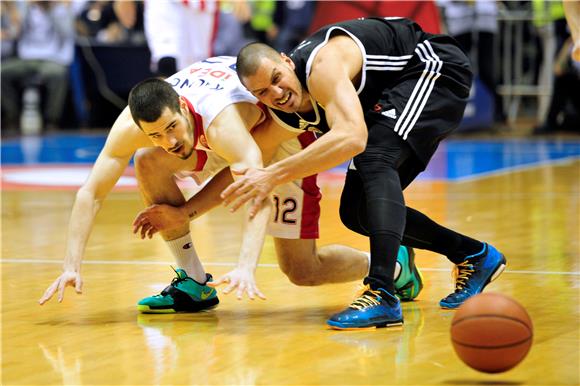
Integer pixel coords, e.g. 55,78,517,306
381,109,397,119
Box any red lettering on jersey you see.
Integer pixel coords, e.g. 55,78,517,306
210,70,225,78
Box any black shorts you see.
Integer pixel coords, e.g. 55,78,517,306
363,35,473,171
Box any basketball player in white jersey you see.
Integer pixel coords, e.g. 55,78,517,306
144,0,220,76
39,56,421,313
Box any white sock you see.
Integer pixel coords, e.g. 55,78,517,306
166,233,206,283
364,251,402,280
394,261,402,282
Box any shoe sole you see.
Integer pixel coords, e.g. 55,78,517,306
137,298,219,314
137,303,219,314
327,319,404,330
440,255,507,310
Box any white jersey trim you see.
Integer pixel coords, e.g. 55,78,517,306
394,40,442,140
304,26,368,95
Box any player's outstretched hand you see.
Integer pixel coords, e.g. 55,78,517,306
132,204,189,239
221,168,275,218
39,270,82,305
208,268,266,300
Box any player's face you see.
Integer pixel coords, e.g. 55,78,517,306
139,100,195,160
243,55,303,113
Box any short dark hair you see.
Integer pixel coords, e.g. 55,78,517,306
236,42,282,81
128,78,180,128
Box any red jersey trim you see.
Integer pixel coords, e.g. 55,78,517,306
182,96,209,171
297,132,321,239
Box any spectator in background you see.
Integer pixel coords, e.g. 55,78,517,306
244,0,276,44
563,0,580,61
532,0,568,54
213,1,253,56
438,0,505,124
1,1,76,131
213,1,316,57
76,0,145,45
533,38,580,134
270,0,316,53
143,0,219,78
1,1,21,59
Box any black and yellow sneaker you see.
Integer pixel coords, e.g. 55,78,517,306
137,268,219,313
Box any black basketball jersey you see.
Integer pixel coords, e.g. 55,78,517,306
270,17,432,134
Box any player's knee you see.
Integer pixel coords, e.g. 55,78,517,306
285,267,319,286
339,204,360,233
277,252,321,286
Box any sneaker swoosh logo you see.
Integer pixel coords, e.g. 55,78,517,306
200,288,214,300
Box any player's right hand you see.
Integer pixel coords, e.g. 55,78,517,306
39,270,83,305
132,204,189,239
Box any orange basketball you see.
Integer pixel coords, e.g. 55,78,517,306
450,292,533,373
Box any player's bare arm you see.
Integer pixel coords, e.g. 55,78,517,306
204,102,272,300
39,108,151,305
222,35,367,213
250,112,300,164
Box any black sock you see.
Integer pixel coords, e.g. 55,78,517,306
366,232,400,294
403,207,484,264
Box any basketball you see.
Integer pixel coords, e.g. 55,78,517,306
450,292,533,373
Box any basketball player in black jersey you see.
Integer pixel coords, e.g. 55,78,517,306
223,17,507,329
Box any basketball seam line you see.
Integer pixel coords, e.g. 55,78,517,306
452,314,532,334
452,336,532,349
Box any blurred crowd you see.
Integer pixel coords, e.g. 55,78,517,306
1,0,578,135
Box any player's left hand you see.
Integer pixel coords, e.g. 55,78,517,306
132,204,189,239
221,168,276,217
208,268,266,300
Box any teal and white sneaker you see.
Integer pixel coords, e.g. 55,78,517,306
394,246,423,301
137,268,219,313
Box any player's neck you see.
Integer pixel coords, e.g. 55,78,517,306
297,90,315,113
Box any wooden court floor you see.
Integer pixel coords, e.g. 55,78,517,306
2,158,579,385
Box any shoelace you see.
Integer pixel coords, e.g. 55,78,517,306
166,266,191,289
349,284,382,310
453,260,475,291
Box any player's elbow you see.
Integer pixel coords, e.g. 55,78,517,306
76,184,101,206
344,132,367,157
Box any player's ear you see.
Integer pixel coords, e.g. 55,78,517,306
281,53,295,70
178,96,188,111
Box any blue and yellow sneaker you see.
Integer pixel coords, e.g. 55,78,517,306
137,268,219,313
327,279,403,330
439,243,506,309
394,246,423,301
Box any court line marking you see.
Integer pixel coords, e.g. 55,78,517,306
1,259,578,275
